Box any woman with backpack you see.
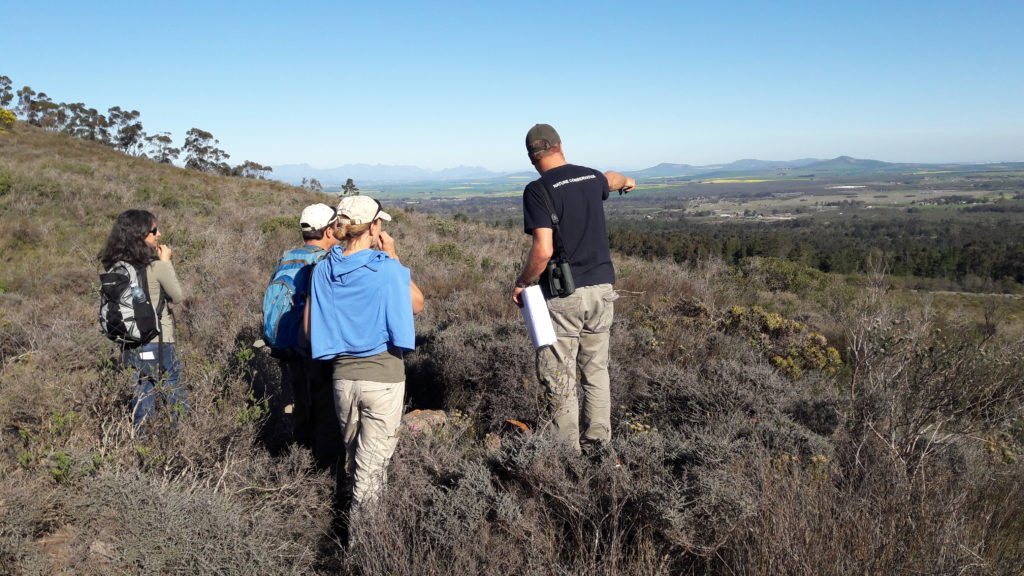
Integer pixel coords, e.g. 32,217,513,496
98,209,186,426
305,195,424,510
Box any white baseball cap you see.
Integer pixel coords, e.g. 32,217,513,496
299,203,338,231
339,195,391,225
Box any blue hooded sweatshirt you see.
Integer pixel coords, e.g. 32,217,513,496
308,246,415,360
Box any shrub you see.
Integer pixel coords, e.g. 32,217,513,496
64,468,327,574
741,256,832,295
0,108,15,131
0,170,13,196
260,216,295,234
0,469,53,574
723,305,843,378
426,241,473,266
413,320,540,428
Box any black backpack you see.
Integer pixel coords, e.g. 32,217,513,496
99,261,165,348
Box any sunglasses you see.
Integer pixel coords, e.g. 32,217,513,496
148,226,159,236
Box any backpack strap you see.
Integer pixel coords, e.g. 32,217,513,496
279,245,326,267
135,264,167,319
298,244,327,263
278,257,313,266
137,263,168,372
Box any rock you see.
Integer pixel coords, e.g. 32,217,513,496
402,409,447,434
484,432,502,453
89,540,114,561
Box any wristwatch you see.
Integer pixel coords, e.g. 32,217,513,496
514,281,531,289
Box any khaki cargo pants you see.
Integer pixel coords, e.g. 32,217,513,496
332,378,405,505
536,283,618,454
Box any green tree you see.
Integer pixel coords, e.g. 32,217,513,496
183,127,230,174
33,95,61,130
15,86,36,123
341,178,360,196
107,107,146,155
301,177,323,192
144,132,180,164
232,160,272,179
0,75,13,109
49,102,76,132
66,105,109,142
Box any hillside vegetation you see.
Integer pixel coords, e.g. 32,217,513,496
2,123,1023,575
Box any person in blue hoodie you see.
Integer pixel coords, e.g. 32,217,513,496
306,195,424,508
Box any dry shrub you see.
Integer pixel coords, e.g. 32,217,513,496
4,359,335,574
713,435,1024,575
412,319,540,427
343,346,829,574
335,417,540,575
59,467,324,575
344,423,760,575
0,469,56,575
971,470,1024,574
841,294,1024,477
344,428,675,576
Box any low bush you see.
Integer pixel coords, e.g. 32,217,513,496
0,109,15,131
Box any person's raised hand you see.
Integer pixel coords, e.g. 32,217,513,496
157,244,173,261
379,230,398,260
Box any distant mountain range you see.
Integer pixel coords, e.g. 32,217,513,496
620,156,1024,179
271,163,508,185
271,157,1024,185
625,158,823,179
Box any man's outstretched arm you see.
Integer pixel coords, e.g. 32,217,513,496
604,171,636,194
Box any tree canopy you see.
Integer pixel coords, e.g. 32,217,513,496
0,75,279,182
183,128,231,175
341,178,360,196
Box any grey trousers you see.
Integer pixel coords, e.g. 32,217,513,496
536,283,618,453
332,378,405,505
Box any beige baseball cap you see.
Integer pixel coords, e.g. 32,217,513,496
339,195,391,225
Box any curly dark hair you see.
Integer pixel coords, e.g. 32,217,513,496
98,209,158,269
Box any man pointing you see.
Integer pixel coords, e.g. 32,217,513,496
512,123,635,455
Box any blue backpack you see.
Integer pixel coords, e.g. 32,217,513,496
262,245,325,355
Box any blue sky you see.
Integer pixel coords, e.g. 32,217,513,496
4,0,1023,172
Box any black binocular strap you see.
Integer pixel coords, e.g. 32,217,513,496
539,181,569,262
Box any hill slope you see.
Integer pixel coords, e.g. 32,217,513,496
1,122,1022,575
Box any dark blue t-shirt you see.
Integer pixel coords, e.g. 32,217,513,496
523,164,614,295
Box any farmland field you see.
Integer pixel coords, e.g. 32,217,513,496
379,168,1024,297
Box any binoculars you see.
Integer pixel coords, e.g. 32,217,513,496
546,259,575,298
